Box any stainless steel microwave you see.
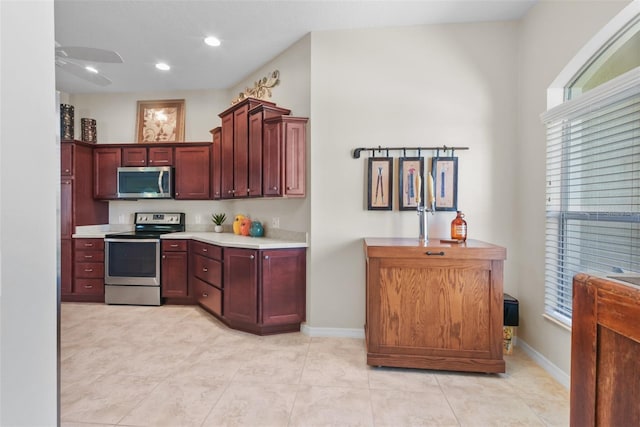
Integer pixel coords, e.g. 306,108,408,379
116,166,173,199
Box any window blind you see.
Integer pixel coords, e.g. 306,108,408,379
542,69,640,326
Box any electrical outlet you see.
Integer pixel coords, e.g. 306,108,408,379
271,217,280,228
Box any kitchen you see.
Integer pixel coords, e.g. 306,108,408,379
2,0,636,424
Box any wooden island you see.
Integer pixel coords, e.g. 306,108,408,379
364,237,507,373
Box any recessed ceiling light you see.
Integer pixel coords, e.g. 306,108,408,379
204,36,221,47
85,66,98,74
155,62,170,71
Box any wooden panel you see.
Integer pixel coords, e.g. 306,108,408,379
262,120,282,196
189,240,222,260
161,251,188,298
73,278,104,295
60,238,73,294
192,254,222,288
283,118,306,197
74,250,104,263
260,249,306,326
248,110,263,197
60,179,73,238
74,262,104,278
162,239,187,252
148,146,173,166
94,147,121,199
194,277,222,316
61,143,73,176
210,127,222,199
224,248,258,324
220,113,234,198
74,239,104,250
122,147,148,166
174,146,210,199
233,105,250,197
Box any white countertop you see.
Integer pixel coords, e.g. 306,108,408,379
73,225,308,250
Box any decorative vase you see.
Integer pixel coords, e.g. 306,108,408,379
214,225,223,233
240,218,251,236
233,214,246,235
249,221,264,237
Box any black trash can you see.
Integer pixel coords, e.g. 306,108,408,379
503,293,519,354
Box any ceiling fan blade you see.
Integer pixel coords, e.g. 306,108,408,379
55,59,112,86
56,46,123,63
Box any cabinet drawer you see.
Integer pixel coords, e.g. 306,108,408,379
75,262,104,278
75,250,104,263
193,254,222,287
194,278,222,316
74,239,104,250
74,278,104,295
162,239,187,252
190,241,222,260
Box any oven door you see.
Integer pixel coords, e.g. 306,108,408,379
104,238,160,286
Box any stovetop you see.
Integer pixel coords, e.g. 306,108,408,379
106,212,185,239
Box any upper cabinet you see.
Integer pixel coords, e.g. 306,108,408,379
263,116,308,197
218,98,296,199
122,146,173,166
210,127,222,199
94,147,122,199
174,145,211,199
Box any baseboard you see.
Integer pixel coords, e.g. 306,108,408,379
300,324,365,339
516,338,570,389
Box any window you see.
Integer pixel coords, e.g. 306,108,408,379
542,17,640,327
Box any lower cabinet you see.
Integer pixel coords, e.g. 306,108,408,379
190,240,223,316
161,240,189,301
68,238,105,302
224,247,306,335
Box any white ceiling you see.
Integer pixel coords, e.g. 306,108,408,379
54,0,536,94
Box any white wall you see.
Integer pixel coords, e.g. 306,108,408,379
309,22,519,329
516,0,629,378
0,0,58,424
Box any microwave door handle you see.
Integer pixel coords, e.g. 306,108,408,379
158,170,164,193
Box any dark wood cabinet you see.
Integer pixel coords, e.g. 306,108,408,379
570,274,640,426
161,240,189,300
72,238,105,301
174,146,210,199
93,147,121,199
219,98,276,199
123,146,174,166
224,247,306,335
61,141,109,301
210,127,222,199
190,240,224,317
263,116,307,197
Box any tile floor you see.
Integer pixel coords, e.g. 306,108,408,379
60,303,569,427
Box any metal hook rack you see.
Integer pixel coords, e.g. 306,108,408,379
351,145,469,159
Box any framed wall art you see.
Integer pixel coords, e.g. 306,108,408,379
431,157,458,211
367,157,393,210
136,99,185,143
398,157,424,210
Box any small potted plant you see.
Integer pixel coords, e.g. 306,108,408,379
211,213,226,233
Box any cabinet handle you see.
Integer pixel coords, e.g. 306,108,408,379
170,244,179,248
64,169,70,173
247,189,251,193
287,186,291,190
162,255,166,259
264,255,270,260
84,268,93,272
203,267,208,272
141,160,145,163
425,251,446,256
272,186,278,191
84,285,93,289
84,243,94,247
202,248,208,252
149,159,153,163
84,255,93,259
202,292,208,297
249,255,255,260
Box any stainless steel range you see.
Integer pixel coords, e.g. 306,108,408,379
104,212,185,305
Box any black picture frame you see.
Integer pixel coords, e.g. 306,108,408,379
367,157,393,210
398,157,424,210
431,157,458,211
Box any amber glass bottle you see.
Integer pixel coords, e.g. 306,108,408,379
451,211,467,241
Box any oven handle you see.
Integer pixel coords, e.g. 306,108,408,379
158,170,164,194
105,238,160,243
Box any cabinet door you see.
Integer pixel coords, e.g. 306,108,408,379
260,249,306,326
174,146,210,199
61,143,73,176
149,146,173,166
60,179,73,238
60,238,73,295
94,147,121,199
122,147,147,166
247,111,263,197
262,121,282,196
211,127,222,199
221,113,234,198
161,251,188,297
224,248,258,324
283,120,306,197
233,105,250,197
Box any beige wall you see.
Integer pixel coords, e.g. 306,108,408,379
516,0,629,380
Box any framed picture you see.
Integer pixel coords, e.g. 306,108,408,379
367,157,393,210
398,157,424,210
136,99,185,143
431,157,458,211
